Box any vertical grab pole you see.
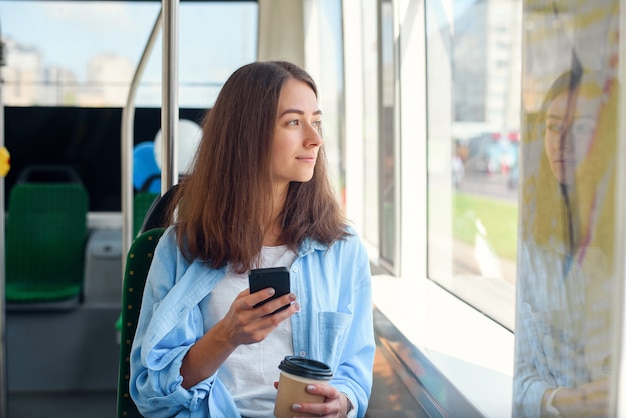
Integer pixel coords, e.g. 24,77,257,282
0,25,8,418
162,0,179,194
121,8,162,273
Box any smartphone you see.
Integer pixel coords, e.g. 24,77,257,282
248,266,291,315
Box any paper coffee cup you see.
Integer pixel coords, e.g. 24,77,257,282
274,356,333,418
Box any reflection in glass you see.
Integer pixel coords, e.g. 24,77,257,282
513,1,619,416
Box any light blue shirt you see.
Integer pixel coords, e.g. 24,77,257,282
130,225,375,418
513,241,613,418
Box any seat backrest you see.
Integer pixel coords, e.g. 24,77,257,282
133,191,159,238
5,166,89,304
138,183,180,234
116,227,165,418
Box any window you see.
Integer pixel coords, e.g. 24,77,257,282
0,0,258,211
425,0,521,330
362,0,380,254
0,0,258,108
379,0,397,271
303,0,345,207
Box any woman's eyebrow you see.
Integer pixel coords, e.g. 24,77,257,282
279,108,323,118
546,114,595,121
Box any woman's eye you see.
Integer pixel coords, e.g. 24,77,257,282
574,122,594,134
546,122,563,134
288,120,299,126
313,120,322,128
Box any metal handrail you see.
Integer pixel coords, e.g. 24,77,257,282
121,7,163,273
121,0,179,273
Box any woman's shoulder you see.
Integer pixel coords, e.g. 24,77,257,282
153,225,195,269
150,225,218,287
155,224,179,252
325,224,367,255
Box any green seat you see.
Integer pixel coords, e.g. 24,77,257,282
133,192,159,238
5,179,89,304
138,183,180,234
116,227,165,418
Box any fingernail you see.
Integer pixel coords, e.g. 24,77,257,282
267,288,275,295
292,403,302,410
288,292,296,301
292,302,301,312
307,385,316,391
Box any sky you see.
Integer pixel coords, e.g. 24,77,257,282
0,0,257,105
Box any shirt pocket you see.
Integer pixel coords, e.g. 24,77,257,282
317,311,352,370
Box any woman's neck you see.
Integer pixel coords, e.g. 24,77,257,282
262,221,284,246
263,184,288,246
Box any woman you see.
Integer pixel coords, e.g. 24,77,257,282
513,65,617,417
129,61,375,418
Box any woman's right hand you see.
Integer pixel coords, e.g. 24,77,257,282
219,288,299,346
181,289,298,388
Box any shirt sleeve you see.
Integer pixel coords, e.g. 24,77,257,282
128,228,215,417
513,301,551,418
513,243,552,418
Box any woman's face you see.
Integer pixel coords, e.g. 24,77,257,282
544,90,597,185
271,78,323,191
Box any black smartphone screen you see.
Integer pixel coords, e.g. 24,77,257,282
248,266,291,315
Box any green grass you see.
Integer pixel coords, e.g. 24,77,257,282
453,192,519,260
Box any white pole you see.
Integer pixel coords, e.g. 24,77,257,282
162,0,179,193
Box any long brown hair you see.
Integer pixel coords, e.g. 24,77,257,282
522,67,617,270
168,61,348,272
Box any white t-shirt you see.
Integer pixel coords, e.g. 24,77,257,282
200,245,297,417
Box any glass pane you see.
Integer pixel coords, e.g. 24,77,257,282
0,0,258,107
362,0,380,249
380,0,396,267
426,0,521,330
513,0,620,416
312,0,345,208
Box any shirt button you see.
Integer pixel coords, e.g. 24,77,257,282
292,266,299,273
299,351,306,357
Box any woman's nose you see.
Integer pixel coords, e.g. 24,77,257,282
557,125,573,151
305,123,323,147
